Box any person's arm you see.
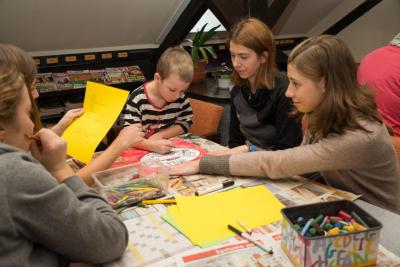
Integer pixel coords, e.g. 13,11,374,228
229,88,246,148
77,124,144,185
8,166,128,264
51,108,84,136
20,128,128,263
134,138,175,154
132,95,192,154
173,94,193,134
149,124,185,140
207,144,248,156
199,126,379,178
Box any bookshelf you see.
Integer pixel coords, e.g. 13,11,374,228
34,48,156,123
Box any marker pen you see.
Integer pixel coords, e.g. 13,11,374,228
195,180,234,196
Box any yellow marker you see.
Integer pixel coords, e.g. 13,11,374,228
142,199,176,205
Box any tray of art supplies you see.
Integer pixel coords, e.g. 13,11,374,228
281,200,382,267
92,163,169,211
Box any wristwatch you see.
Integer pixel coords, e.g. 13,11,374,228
248,143,257,152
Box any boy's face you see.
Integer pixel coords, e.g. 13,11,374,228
156,73,190,103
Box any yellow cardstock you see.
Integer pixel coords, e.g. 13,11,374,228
168,185,284,245
62,81,128,163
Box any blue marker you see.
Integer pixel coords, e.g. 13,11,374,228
301,218,313,236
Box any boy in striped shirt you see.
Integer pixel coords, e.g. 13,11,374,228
121,47,193,154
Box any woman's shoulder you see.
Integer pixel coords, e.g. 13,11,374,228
0,144,58,190
230,85,243,98
325,119,390,149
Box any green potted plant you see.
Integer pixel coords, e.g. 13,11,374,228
183,23,221,83
216,62,233,89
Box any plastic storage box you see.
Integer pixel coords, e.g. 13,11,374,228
92,163,141,188
281,200,382,267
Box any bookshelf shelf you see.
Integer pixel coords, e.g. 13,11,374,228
33,48,155,123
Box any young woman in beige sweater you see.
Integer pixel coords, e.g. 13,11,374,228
170,35,400,214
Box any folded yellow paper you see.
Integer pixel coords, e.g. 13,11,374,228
62,81,129,163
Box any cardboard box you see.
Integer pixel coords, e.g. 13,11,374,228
281,200,382,267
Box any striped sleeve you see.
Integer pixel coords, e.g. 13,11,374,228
175,94,193,132
120,86,143,126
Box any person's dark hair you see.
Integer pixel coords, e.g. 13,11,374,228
288,35,381,141
228,17,277,89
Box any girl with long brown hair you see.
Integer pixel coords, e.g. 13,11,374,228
211,18,302,155
171,35,400,214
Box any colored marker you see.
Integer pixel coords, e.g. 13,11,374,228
237,219,252,235
142,199,176,205
350,211,368,228
195,180,235,196
228,224,273,255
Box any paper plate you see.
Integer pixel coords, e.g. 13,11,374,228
140,148,200,167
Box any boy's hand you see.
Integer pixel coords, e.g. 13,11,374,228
150,139,174,154
115,124,144,149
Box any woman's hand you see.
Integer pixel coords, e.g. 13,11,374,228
30,128,74,182
52,108,84,136
168,159,200,176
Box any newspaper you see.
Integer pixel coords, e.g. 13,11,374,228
99,134,399,266
106,204,194,267
174,231,292,267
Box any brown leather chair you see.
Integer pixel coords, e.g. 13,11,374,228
188,98,224,142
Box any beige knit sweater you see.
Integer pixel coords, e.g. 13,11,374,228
200,120,400,214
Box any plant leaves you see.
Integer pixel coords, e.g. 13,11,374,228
204,46,217,59
198,24,220,46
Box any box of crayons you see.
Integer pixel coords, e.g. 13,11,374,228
280,200,382,267
92,164,167,211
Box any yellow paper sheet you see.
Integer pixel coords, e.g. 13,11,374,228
62,81,129,163
168,185,284,245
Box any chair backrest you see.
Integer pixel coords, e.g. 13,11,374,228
392,136,400,167
188,98,224,139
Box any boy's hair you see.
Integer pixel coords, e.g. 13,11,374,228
0,44,42,131
156,46,193,83
228,17,277,89
288,35,381,141
0,63,25,125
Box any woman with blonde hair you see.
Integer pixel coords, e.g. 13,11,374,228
0,63,128,265
171,35,400,214
0,44,144,185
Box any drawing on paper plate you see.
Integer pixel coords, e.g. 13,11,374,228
140,148,200,167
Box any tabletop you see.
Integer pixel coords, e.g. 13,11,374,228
95,134,400,266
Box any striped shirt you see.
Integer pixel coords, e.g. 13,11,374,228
121,83,193,137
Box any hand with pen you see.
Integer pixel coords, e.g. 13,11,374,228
148,139,175,154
